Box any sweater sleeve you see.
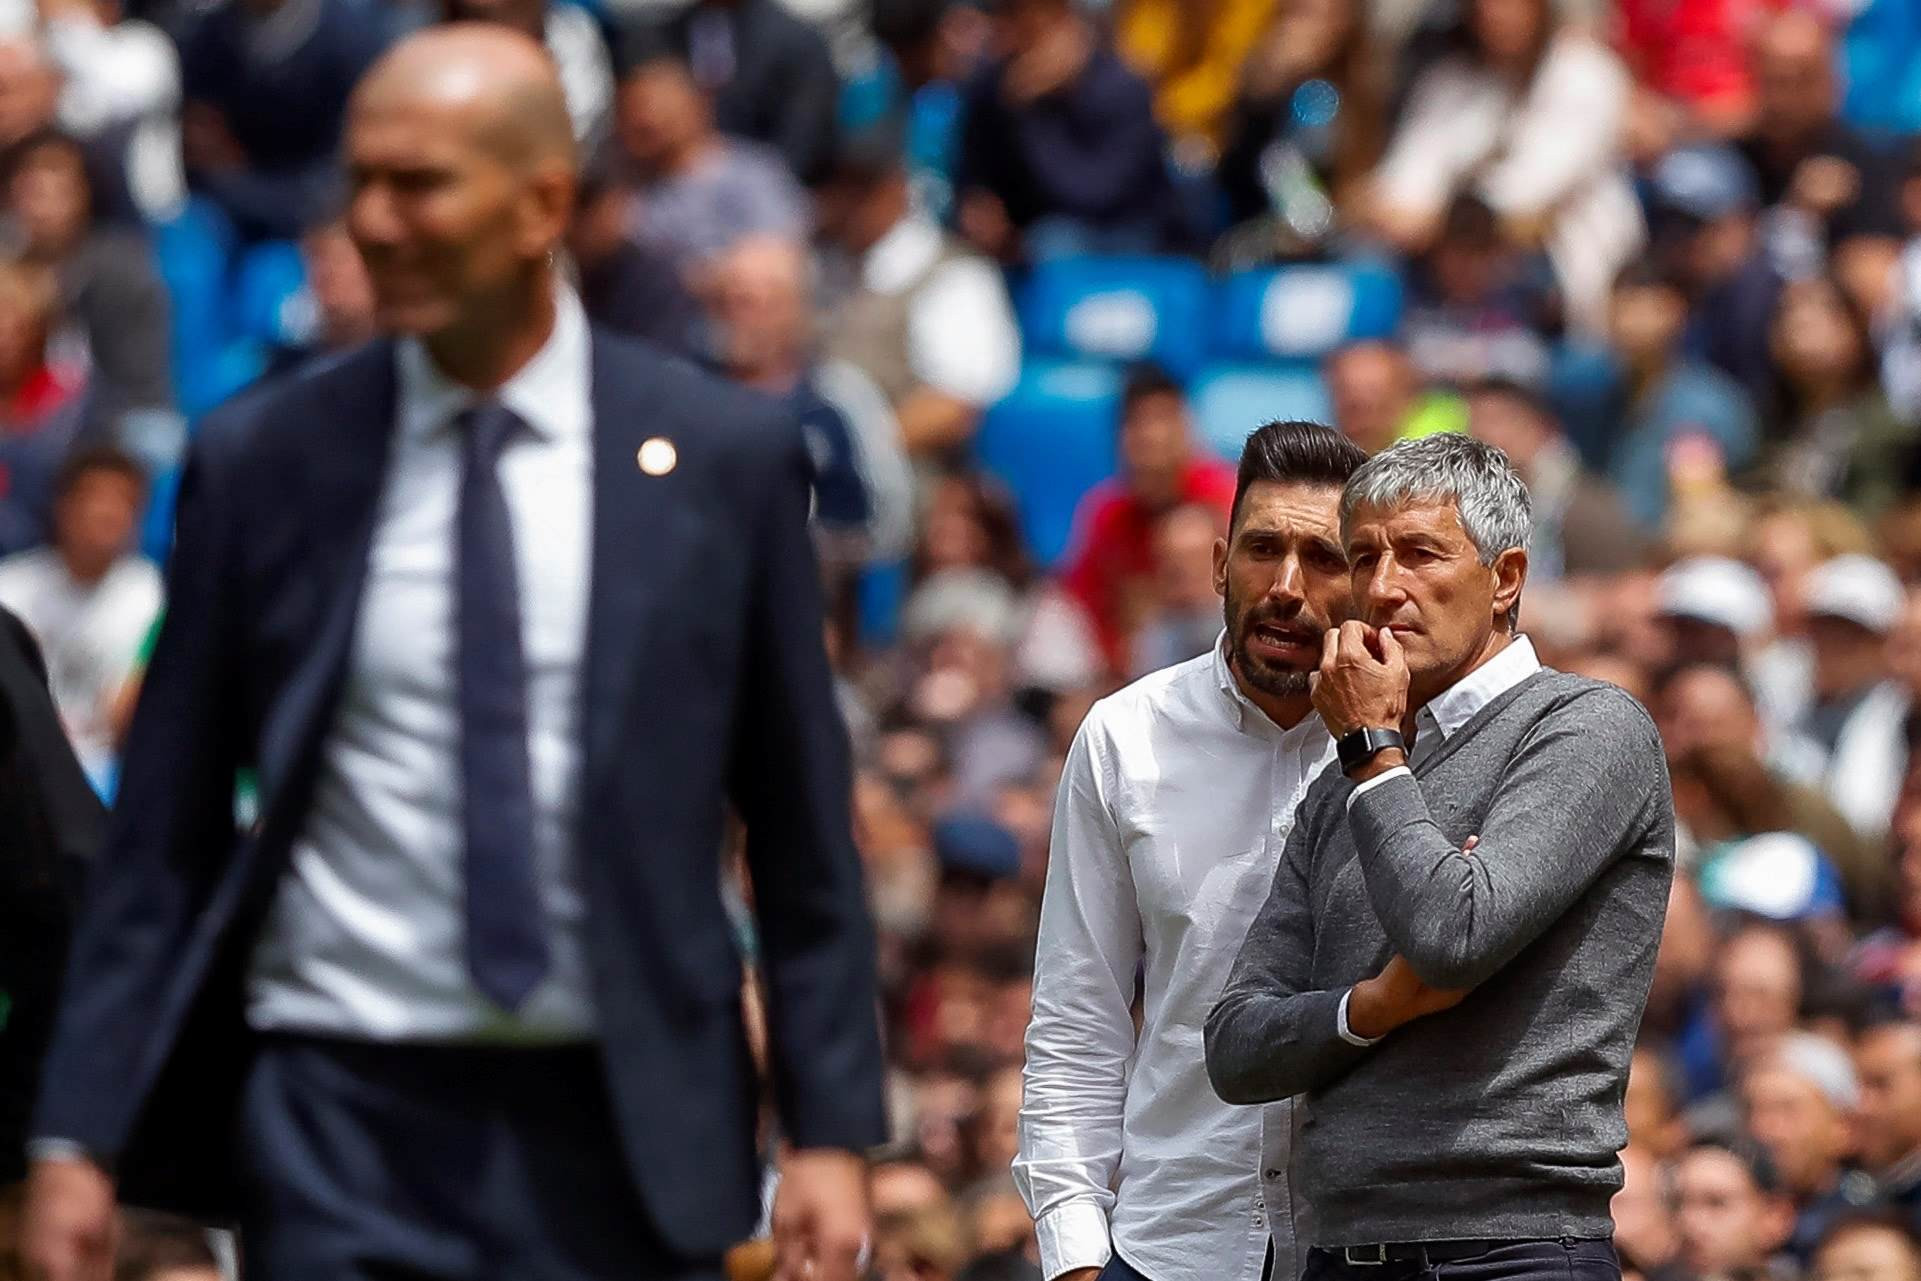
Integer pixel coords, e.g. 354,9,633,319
1205,796,1373,1104
1343,689,1665,990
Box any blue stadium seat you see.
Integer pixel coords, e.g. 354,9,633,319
231,240,313,348
1016,256,1213,380
152,197,238,419
1212,260,1403,363
1189,363,1332,462
975,359,1122,568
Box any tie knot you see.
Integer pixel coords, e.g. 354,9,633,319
458,402,523,468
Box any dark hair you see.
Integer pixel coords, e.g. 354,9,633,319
1438,192,1503,251
1687,1136,1785,1197
1464,375,1555,422
1651,658,1757,710
1814,1212,1921,1263
872,0,952,51
615,24,692,81
5,128,93,216
1230,420,1368,532
1614,258,1690,297
1120,362,1184,421
54,444,146,503
114,1210,219,1281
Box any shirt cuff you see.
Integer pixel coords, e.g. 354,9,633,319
1337,989,1383,1047
1034,1199,1112,1281
1345,765,1413,810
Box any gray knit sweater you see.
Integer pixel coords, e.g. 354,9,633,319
1204,670,1675,1246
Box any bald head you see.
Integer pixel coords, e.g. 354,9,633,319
355,24,576,175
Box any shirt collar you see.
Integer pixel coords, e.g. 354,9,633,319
1211,630,1328,751
861,213,943,296
394,284,591,445
1417,635,1541,743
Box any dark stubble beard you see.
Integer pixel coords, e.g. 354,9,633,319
1223,582,1321,699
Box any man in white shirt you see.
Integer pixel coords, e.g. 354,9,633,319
1017,420,1369,1281
0,444,160,793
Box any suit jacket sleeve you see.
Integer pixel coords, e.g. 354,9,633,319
29,412,247,1161
727,414,887,1153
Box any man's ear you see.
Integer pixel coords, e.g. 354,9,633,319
1212,536,1229,598
1492,546,1528,623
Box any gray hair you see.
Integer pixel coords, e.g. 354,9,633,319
1340,433,1533,564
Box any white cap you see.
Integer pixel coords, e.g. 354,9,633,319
1760,1031,1860,1113
1802,553,1904,634
1655,556,1773,639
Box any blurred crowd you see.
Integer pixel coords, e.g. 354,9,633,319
4,0,1921,1276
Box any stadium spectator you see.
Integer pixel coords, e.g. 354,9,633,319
1060,363,1233,673
0,257,92,556
1649,144,1782,413
1741,1034,1879,1263
175,0,389,241
633,0,840,186
1615,1144,1682,1281
1796,554,1909,839
1811,1216,1921,1281
954,0,1176,262
1854,1020,1921,1226
817,119,1019,461
1127,501,1226,678
437,0,613,146
1363,0,1643,335
1323,338,1438,455
36,0,184,223
1109,0,1274,148
1737,11,1904,293
1465,375,1641,580
709,234,914,577
1401,193,1559,389
1603,261,1760,529
1212,0,1386,266
612,43,808,288
0,445,157,792
1613,0,1758,146
265,213,377,373
5,129,176,465
1704,923,1808,1108
562,140,702,357
1673,1140,1799,1281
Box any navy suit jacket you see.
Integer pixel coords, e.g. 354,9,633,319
30,329,888,1255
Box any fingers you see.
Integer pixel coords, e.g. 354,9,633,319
1377,625,1406,671
1335,620,1373,665
1319,627,1339,673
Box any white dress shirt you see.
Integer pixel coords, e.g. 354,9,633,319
247,288,598,1042
1337,636,1544,1046
862,214,1021,409
1018,639,1335,1281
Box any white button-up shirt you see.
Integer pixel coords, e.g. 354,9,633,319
247,287,598,1042
1018,639,1336,1281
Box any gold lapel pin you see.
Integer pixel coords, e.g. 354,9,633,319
637,437,678,476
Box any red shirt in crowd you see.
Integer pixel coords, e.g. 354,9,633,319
1062,457,1237,672
1614,0,1781,116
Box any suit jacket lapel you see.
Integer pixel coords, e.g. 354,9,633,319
255,342,400,834
579,330,691,791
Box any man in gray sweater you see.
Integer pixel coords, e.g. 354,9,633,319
1205,433,1674,1281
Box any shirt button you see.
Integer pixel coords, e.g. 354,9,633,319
1265,1168,1282,1180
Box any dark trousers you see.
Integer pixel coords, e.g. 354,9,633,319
1304,1241,1621,1281
237,1036,724,1281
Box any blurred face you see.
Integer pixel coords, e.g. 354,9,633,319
1154,505,1226,611
8,141,88,255
616,62,710,173
1772,281,1863,387
1468,390,1551,469
1626,1049,1679,1157
1715,930,1802,1067
1815,1226,1921,1281
1887,593,1921,696
920,480,991,574
1741,1065,1851,1195
1213,480,1352,702
1675,1149,1789,1277
345,90,570,339
1807,614,1888,700
973,1070,1021,1176
1611,284,1688,364
1855,1025,1921,1172
1327,346,1413,454
1658,665,1763,759
0,42,56,147
1270,0,1355,73
870,1163,947,1220
711,240,808,380
301,222,377,346
1755,16,1837,142
1471,0,1545,67
1753,512,1822,629
993,0,1068,55
1120,390,1193,508
1613,1147,1678,1271
53,468,139,574
1346,498,1525,703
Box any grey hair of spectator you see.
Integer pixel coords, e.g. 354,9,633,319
1339,433,1533,566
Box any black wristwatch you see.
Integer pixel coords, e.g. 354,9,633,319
1336,727,1406,775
